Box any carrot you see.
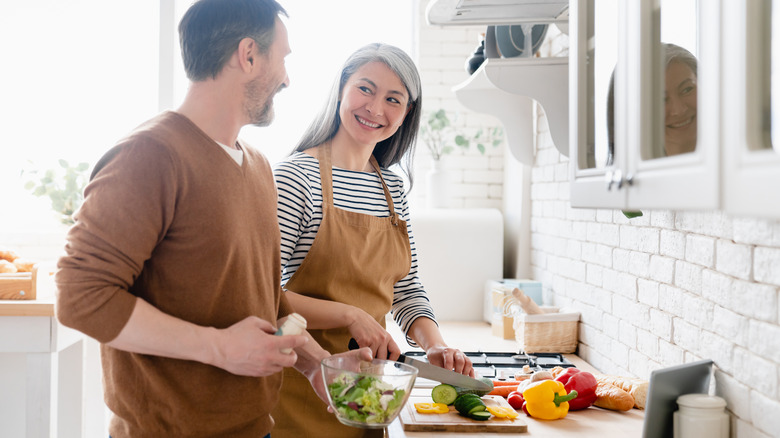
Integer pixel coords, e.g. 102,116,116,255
487,385,519,397
491,380,522,386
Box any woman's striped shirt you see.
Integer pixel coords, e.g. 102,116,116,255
273,152,436,343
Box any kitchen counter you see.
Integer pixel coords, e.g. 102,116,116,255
386,320,645,437
0,297,104,437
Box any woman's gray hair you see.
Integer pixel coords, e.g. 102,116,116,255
292,43,422,186
663,43,697,77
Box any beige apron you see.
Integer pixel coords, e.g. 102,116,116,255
271,144,412,438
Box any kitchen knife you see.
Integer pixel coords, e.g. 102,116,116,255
347,338,492,392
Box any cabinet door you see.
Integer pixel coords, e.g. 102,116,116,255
723,0,780,218
624,0,720,210
569,0,627,208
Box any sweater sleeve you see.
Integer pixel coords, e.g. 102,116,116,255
273,160,314,286
55,138,178,343
388,176,438,347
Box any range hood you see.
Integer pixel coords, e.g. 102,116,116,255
426,0,569,26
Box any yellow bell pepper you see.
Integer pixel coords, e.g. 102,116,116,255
414,402,450,414
486,406,519,419
521,379,578,420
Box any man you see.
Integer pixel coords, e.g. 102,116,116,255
55,1,369,436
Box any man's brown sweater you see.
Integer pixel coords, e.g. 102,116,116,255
56,111,291,437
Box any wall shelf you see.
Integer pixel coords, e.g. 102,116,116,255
453,57,569,163
426,0,569,26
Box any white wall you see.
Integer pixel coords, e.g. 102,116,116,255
410,1,505,211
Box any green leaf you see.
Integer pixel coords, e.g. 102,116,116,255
77,162,90,171
477,144,486,155
58,159,69,168
454,135,468,147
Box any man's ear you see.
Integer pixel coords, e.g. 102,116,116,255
237,37,257,72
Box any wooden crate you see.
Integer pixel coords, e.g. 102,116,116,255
0,265,56,300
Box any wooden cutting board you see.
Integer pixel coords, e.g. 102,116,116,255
400,394,527,433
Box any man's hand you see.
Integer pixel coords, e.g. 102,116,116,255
208,316,308,376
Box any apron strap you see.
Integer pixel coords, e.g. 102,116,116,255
369,155,399,226
318,142,335,207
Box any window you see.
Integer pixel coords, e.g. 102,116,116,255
2,0,414,238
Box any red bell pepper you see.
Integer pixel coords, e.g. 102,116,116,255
554,368,598,410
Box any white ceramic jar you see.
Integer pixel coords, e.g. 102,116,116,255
673,394,729,438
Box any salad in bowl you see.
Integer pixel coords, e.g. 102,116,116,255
321,356,418,428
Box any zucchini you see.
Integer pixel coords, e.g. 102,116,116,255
454,377,495,397
469,411,492,421
431,384,459,405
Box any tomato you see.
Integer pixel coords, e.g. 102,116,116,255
507,391,525,410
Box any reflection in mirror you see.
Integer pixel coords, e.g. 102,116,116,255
655,0,699,159
587,0,618,169
772,0,779,151
662,44,698,156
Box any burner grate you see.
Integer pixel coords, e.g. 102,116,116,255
403,351,575,379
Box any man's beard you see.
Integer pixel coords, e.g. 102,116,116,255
245,77,279,127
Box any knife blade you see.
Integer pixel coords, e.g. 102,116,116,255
347,338,491,392
397,354,493,392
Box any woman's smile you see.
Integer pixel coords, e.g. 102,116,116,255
356,115,383,129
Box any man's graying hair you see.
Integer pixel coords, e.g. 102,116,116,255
179,0,288,81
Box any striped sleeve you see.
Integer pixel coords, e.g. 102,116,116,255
273,158,315,281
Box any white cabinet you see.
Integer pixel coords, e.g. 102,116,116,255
722,0,780,218
570,0,722,211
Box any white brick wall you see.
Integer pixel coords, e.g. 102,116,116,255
528,73,780,438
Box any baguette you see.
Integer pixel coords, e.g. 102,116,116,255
594,382,634,411
595,374,649,409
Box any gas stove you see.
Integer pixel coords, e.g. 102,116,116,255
403,351,576,380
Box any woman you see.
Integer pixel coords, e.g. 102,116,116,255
663,43,698,156
605,43,698,164
271,43,473,437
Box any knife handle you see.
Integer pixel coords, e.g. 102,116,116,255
347,338,392,359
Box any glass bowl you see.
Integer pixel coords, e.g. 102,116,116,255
321,356,418,429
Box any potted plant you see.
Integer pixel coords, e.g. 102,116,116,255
23,159,90,226
419,109,504,208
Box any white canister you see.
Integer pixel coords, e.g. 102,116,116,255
673,394,729,438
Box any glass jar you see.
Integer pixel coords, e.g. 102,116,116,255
673,394,729,438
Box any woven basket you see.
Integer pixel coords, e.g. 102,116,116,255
513,309,580,353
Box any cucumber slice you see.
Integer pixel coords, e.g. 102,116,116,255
454,395,483,416
431,384,459,405
469,411,492,421
467,404,487,415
